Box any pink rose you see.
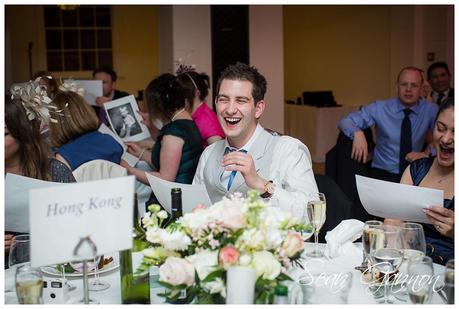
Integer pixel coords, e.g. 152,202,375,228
219,206,245,231
219,246,240,268
159,256,195,287
192,203,207,213
281,232,305,257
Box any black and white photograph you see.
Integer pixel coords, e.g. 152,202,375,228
104,95,151,142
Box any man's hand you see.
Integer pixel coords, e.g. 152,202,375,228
424,205,454,238
351,130,369,163
221,151,265,191
405,151,429,163
95,96,110,107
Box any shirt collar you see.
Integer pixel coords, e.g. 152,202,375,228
224,123,263,152
395,98,421,115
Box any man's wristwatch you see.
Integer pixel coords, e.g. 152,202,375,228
260,180,275,199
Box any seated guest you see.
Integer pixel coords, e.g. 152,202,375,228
427,61,454,105
386,99,454,264
49,90,123,171
176,68,225,146
121,74,203,204
5,84,75,261
338,66,438,183
93,66,130,125
193,62,318,218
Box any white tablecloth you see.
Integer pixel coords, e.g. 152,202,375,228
4,244,447,304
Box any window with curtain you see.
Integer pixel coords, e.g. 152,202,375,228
44,5,113,71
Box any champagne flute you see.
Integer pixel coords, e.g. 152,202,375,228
8,234,30,269
15,262,43,304
88,256,110,291
407,256,434,304
369,224,404,304
444,259,454,304
356,220,383,272
306,192,326,258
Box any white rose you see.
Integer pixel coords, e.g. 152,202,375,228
264,228,284,250
160,230,191,251
239,253,252,266
202,277,226,298
159,256,195,287
179,211,211,234
186,250,218,280
237,228,265,251
145,227,161,244
251,251,281,280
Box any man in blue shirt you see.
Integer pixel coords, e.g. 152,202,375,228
338,66,438,182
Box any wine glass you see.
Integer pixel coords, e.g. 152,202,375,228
15,262,43,304
8,234,30,269
444,259,454,304
305,192,326,258
369,224,404,304
394,222,426,301
356,220,383,272
407,256,434,304
88,256,110,291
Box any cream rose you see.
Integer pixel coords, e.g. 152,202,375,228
159,257,195,287
281,232,305,257
251,251,281,280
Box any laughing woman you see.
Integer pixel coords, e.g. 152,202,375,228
386,99,454,264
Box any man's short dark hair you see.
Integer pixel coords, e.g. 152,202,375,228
216,62,267,103
427,62,451,80
92,66,117,82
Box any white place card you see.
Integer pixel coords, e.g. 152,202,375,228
5,173,68,233
64,79,102,106
29,176,136,267
104,95,151,142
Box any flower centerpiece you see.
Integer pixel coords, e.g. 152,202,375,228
136,191,312,304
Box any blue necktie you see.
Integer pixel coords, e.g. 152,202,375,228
224,147,247,190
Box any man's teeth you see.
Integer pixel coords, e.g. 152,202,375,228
226,118,240,124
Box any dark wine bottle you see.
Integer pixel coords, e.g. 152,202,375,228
119,194,150,304
170,188,183,223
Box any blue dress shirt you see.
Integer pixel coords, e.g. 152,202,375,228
338,98,438,174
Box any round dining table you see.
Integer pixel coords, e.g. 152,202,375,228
4,243,448,304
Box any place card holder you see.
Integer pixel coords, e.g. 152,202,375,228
73,236,98,304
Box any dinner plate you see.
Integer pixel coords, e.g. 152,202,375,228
40,255,119,277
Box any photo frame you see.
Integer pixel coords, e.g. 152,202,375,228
104,94,151,142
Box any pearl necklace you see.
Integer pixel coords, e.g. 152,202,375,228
171,108,186,122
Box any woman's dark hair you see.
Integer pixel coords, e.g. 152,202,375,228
436,97,454,120
176,71,210,104
5,95,51,180
144,73,186,122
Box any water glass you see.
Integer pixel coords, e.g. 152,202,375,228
407,256,434,304
15,262,43,304
444,259,454,304
358,220,383,271
9,234,30,268
293,271,353,304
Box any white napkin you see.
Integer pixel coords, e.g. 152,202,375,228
325,219,364,258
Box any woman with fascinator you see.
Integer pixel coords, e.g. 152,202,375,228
5,84,75,261
120,73,203,206
176,65,225,146
48,87,123,171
